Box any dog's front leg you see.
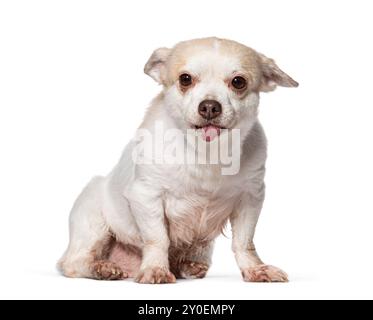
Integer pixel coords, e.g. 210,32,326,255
230,187,288,283
126,181,176,284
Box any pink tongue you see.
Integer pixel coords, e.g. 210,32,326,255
202,125,221,142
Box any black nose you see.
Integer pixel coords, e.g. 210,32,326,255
198,100,222,120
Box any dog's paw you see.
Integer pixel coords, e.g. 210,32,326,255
91,260,127,280
135,267,176,284
178,261,209,279
242,265,288,283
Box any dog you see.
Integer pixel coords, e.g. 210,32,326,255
58,37,298,283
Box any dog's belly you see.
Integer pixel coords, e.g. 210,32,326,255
164,192,236,246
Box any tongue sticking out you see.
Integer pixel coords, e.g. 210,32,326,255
201,125,221,142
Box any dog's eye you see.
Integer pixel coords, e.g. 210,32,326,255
179,73,193,87
231,76,247,90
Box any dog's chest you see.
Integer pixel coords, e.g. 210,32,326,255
163,166,238,246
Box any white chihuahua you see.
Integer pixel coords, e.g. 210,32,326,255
58,37,298,283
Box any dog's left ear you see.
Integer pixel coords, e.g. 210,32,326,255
144,47,171,84
258,53,299,92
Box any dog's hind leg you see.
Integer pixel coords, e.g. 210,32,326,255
170,242,214,279
58,176,126,280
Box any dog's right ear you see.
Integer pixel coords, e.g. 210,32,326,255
144,47,171,84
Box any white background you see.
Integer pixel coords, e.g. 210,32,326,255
1,0,373,300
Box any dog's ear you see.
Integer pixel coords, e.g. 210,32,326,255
258,53,299,92
144,47,171,84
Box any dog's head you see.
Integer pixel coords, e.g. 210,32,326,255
144,37,298,141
